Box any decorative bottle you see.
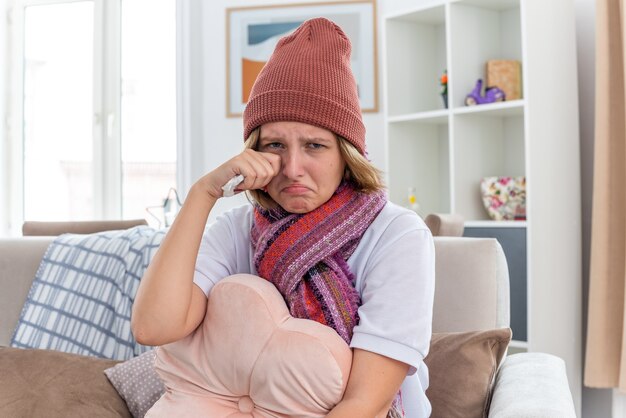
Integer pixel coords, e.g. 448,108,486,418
407,187,420,214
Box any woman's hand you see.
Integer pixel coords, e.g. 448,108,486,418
196,149,281,200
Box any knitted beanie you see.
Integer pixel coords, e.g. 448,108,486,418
243,18,366,155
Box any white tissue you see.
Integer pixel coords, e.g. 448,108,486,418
221,174,244,197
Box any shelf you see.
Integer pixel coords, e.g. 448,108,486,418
453,0,520,12
465,220,527,228
386,4,446,24
509,339,528,349
387,110,449,124
507,340,528,355
453,100,525,117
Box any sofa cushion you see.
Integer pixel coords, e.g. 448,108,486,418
147,274,353,417
10,227,164,360
424,328,512,418
432,238,510,333
0,346,131,418
104,350,165,418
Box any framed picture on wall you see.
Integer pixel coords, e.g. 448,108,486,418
226,0,377,117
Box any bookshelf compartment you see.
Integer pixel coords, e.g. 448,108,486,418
387,120,450,215
452,113,525,220
449,0,522,109
386,6,447,116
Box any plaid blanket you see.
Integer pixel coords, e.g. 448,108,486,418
11,226,166,360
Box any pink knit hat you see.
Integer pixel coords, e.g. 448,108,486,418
243,18,366,155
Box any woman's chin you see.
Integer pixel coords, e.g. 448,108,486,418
282,204,313,214
277,198,316,214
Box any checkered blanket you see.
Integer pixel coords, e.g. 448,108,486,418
11,226,166,360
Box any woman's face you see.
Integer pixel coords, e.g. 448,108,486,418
258,121,346,214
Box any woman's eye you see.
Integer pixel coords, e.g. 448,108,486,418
263,142,283,150
307,143,325,150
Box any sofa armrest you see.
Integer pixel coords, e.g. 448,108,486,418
488,353,576,418
0,237,54,346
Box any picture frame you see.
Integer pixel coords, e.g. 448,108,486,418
226,0,378,117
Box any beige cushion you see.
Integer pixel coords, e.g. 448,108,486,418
22,219,148,236
425,328,512,418
432,238,510,333
148,274,352,417
0,346,131,418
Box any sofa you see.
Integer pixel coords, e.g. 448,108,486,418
0,219,577,418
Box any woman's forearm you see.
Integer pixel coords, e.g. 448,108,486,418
131,184,216,345
326,348,408,418
132,149,279,346
326,399,384,418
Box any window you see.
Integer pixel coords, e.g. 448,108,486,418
22,1,96,220
6,0,176,231
121,0,176,220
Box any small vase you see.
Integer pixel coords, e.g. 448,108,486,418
441,93,448,109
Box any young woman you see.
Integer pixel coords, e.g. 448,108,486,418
132,18,435,418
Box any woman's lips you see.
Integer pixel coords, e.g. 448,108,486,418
282,184,310,194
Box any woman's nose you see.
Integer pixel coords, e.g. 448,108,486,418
281,149,304,178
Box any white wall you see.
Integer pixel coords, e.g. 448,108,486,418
180,0,385,222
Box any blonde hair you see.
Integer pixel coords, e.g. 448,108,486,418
244,127,385,210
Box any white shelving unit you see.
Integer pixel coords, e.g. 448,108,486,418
383,0,582,412
385,0,525,220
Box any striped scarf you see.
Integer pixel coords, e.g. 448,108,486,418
251,182,404,418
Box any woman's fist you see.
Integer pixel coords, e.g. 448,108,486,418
196,149,281,200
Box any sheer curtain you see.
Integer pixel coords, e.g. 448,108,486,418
585,0,626,390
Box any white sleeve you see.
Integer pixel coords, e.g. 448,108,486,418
350,223,435,375
193,214,240,296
